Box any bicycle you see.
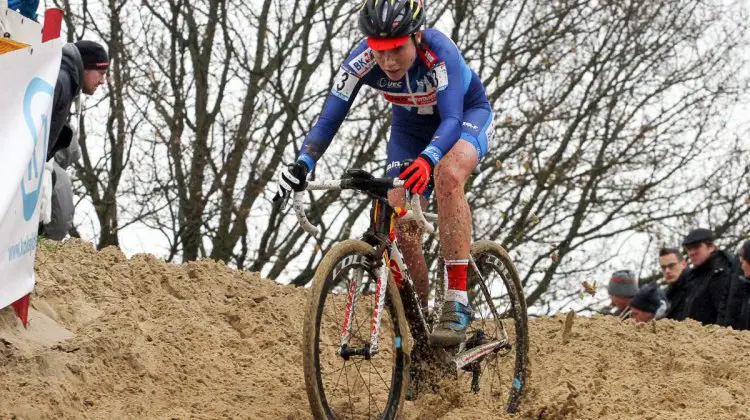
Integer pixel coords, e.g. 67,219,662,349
293,168,529,419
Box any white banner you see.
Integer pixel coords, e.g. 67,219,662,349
0,38,62,310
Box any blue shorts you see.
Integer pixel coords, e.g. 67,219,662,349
385,107,494,195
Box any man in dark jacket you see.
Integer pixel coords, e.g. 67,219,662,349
40,40,108,230
659,247,687,286
721,241,750,330
665,270,691,320
661,248,691,320
676,228,734,325
47,40,109,160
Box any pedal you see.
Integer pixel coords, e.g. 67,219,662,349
465,329,486,350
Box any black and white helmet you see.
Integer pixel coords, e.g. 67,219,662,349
359,0,426,39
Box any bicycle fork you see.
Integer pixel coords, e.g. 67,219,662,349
337,261,390,360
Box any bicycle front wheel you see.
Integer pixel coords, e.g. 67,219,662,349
302,240,411,419
464,240,530,414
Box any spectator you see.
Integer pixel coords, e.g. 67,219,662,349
721,240,750,330
629,283,668,323
659,247,687,285
39,40,108,232
660,248,691,321
604,270,639,317
48,40,109,160
675,228,734,325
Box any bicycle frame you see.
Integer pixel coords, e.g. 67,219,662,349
337,197,432,357
294,175,511,370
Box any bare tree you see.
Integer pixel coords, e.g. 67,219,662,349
64,0,749,314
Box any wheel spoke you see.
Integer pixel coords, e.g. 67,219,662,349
351,355,384,416
332,360,347,395
367,359,392,394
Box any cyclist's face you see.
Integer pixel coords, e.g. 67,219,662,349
373,33,420,81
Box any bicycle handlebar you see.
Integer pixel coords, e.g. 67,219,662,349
292,177,437,236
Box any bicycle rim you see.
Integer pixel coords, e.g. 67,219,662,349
302,240,410,420
459,240,529,414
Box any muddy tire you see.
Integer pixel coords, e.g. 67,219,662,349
470,240,529,413
302,240,411,419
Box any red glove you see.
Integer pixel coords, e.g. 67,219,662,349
399,156,433,195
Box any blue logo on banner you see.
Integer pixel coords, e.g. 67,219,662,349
20,77,53,221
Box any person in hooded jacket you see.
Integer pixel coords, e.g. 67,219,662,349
720,240,750,330
676,228,735,325
39,40,108,237
48,40,109,161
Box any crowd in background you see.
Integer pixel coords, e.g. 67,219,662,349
603,228,750,330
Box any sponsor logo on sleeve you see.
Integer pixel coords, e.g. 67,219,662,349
417,44,439,68
421,146,443,164
349,48,377,77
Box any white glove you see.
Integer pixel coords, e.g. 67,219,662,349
39,160,54,224
273,162,309,208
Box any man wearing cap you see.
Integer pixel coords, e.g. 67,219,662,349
48,40,109,160
603,270,639,317
629,283,668,323
675,228,735,325
40,40,108,238
719,241,750,330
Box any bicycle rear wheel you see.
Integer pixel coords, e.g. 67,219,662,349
302,240,411,419
460,240,529,414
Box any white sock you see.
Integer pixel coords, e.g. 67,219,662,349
446,289,469,306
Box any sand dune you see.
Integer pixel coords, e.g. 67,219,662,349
1,239,749,419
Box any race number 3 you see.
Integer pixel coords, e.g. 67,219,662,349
331,68,359,101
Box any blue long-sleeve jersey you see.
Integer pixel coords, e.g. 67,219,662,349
297,28,490,171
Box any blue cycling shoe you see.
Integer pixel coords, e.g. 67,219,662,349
430,300,473,347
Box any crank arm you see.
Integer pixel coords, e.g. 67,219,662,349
453,339,511,371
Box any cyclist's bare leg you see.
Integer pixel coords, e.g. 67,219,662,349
434,140,478,260
388,189,429,309
430,139,478,346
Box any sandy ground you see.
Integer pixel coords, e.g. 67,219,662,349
2,239,750,419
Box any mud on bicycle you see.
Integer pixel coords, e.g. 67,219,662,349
292,168,529,419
